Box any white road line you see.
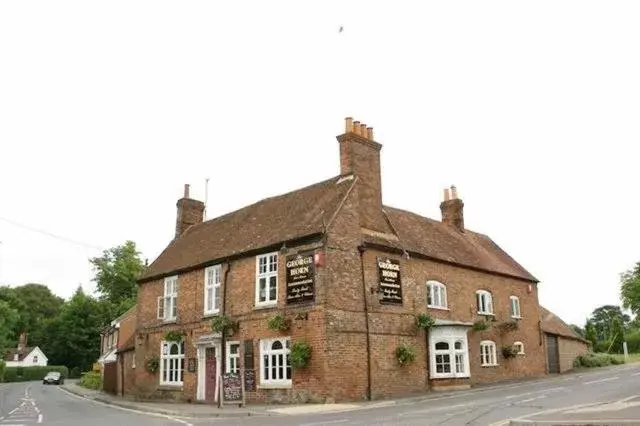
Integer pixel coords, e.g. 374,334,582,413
632,372,640,376
37,414,43,423
57,387,194,426
299,420,349,426
583,376,619,385
517,395,546,404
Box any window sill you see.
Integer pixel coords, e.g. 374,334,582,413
158,384,183,391
254,303,278,310
258,382,292,390
481,364,499,368
511,316,522,320
478,312,494,316
203,312,221,319
428,306,450,311
162,319,178,324
430,374,470,379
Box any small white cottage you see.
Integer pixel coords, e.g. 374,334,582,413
2,333,48,367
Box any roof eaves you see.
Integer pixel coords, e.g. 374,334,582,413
324,175,358,233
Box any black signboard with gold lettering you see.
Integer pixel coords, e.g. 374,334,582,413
377,257,403,304
286,252,315,304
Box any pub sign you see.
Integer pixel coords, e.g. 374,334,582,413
377,257,403,304
286,252,315,304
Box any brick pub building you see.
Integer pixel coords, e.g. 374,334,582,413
128,117,547,404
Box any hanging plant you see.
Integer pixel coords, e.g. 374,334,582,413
211,314,238,337
497,320,519,334
164,330,183,342
472,320,490,332
146,356,160,374
502,345,519,359
290,340,312,369
267,314,291,332
415,313,436,330
395,344,416,366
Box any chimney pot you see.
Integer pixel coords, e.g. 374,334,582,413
450,185,458,199
443,188,451,201
345,117,353,133
184,184,190,198
367,127,374,140
360,123,367,137
353,121,361,135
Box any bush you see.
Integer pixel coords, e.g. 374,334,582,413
395,344,416,366
79,371,102,390
574,352,626,368
70,367,81,378
0,360,5,383
1,365,69,383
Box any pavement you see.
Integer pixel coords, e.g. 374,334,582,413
0,363,639,425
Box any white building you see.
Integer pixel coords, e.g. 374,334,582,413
2,333,48,367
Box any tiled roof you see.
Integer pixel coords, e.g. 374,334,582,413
540,306,590,344
116,335,136,354
370,207,538,282
141,175,538,284
141,175,357,281
3,347,34,362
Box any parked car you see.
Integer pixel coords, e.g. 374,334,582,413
43,371,64,385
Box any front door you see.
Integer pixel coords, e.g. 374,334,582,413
546,334,560,374
205,347,217,402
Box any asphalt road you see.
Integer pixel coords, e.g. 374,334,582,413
2,363,640,425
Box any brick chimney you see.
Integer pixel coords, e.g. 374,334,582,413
17,332,27,353
175,184,205,238
337,117,390,233
440,185,464,231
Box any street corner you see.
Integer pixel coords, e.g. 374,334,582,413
506,395,640,425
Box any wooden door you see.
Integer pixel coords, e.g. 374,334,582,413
205,347,217,402
546,334,560,374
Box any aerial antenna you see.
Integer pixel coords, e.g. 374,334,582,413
204,178,210,220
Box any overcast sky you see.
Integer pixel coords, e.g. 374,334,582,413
1,1,638,327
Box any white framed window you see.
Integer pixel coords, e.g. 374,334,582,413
427,280,448,309
158,276,178,321
480,340,498,366
204,265,222,315
33,356,38,363
255,252,278,306
510,296,521,318
259,337,291,386
513,341,525,355
227,341,240,374
428,326,470,379
160,340,185,386
476,290,493,315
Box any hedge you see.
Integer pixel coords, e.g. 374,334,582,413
0,365,69,383
78,371,101,390
573,352,625,368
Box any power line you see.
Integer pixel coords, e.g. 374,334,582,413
0,216,105,251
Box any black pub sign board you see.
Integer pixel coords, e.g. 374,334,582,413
377,257,403,304
286,252,315,304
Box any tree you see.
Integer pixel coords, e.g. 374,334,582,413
0,300,19,351
621,261,640,317
589,305,630,343
41,286,105,371
569,324,585,338
90,240,146,318
609,316,625,354
584,320,597,347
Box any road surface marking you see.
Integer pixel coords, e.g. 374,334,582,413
57,387,194,426
37,414,43,423
517,395,546,404
583,376,618,385
632,372,640,376
299,420,349,426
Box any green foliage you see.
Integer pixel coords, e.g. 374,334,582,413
608,317,625,353
573,352,626,368
211,314,238,336
290,340,312,369
472,320,490,331
588,305,630,343
70,366,81,379
0,300,19,351
621,261,640,317
146,356,160,374
502,345,519,359
415,313,436,330
90,240,146,318
79,371,102,390
267,315,291,332
1,365,69,383
164,330,183,342
584,320,597,347
569,324,585,338
395,344,416,366
625,328,640,353
0,360,5,382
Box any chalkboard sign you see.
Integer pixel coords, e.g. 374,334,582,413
243,368,256,392
220,372,245,406
187,358,196,373
377,257,403,304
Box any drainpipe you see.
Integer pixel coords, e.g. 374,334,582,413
358,245,372,401
219,261,232,408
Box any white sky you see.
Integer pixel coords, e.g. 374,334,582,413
1,1,638,327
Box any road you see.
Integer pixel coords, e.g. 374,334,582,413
1,363,640,425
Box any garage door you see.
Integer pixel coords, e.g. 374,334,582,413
546,334,560,374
